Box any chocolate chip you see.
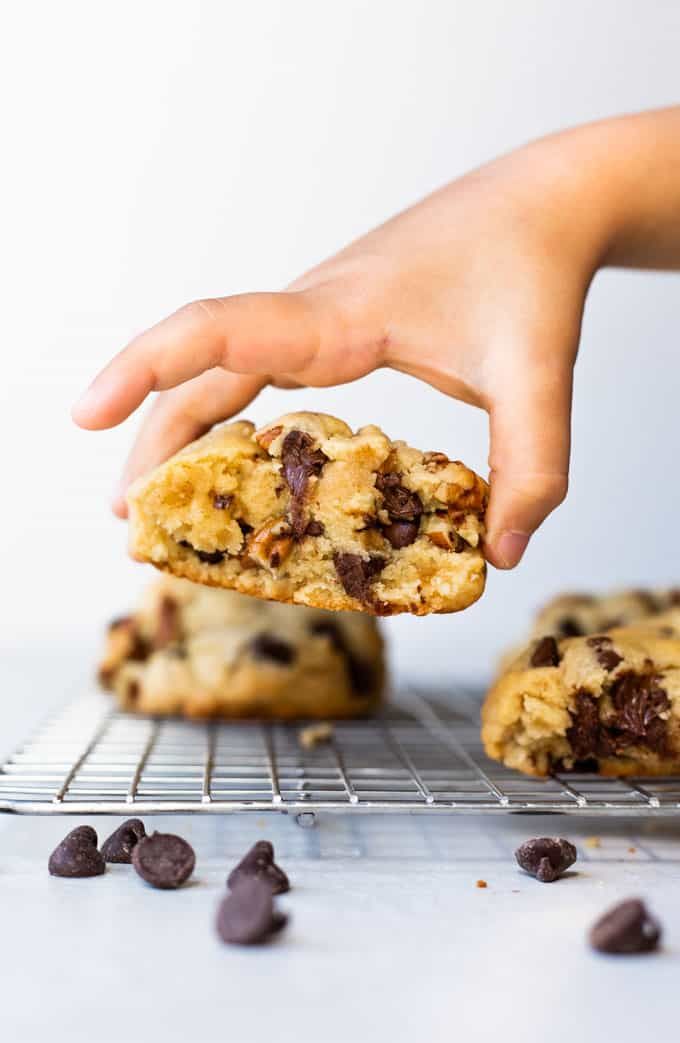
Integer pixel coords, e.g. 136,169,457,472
249,634,296,665
213,493,233,510
216,877,288,945
179,540,225,565
669,588,680,606
333,552,386,605
375,472,423,522
530,636,560,668
558,617,583,637
566,692,600,760
589,899,661,954
101,818,147,864
155,595,181,649
132,832,195,889
48,826,106,878
227,840,290,895
237,519,253,536
305,519,325,536
382,520,419,548
126,679,141,704
280,430,328,539
587,636,623,672
515,837,577,882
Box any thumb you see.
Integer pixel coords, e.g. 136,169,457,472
484,366,572,569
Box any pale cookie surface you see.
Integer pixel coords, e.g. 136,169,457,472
482,607,680,776
127,412,488,616
99,575,385,719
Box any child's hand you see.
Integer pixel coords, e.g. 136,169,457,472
73,108,680,569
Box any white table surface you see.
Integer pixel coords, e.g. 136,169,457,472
1,649,678,1043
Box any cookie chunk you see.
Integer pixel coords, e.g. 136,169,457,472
482,608,680,776
99,575,385,719
126,412,488,616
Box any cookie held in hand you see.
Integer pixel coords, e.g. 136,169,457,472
127,412,488,616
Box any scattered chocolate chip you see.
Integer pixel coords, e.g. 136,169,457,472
216,877,288,945
530,636,560,668
515,837,577,882
333,552,386,606
382,520,419,548
155,595,181,649
132,832,195,889
587,635,623,672
305,519,325,536
48,826,106,878
249,634,296,665
179,540,225,565
212,493,233,510
375,472,423,522
280,430,328,538
101,818,147,864
558,617,584,637
227,840,290,895
589,898,661,954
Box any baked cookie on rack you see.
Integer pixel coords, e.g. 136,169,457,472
482,608,680,777
127,412,488,616
99,575,385,719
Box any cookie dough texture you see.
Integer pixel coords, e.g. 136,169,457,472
482,605,680,777
127,412,488,616
99,575,385,719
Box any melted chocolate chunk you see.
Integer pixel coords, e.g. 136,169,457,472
668,588,680,606
237,519,253,536
587,636,623,672
280,430,328,538
567,673,670,761
333,552,386,606
309,620,376,696
530,636,560,668
250,634,296,665
375,472,423,522
382,520,419,549
305,519,325,536
213,493,233,510
610,672,669,745
589,898,661,955
179,540,225,565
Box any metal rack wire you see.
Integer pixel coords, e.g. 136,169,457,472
2,688,680,816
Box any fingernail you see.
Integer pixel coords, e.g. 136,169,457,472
492,531,530,569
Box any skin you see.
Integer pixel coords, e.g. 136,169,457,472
73,107,680,569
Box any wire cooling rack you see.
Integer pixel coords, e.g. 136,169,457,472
2,687,680,816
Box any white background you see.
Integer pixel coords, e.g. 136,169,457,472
2,0,679,682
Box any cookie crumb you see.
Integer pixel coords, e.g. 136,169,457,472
476,879,488,889
298,722,334,749
584,836,601,849
628,846,637,854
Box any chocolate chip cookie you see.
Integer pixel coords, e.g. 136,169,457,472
126,412,488,616
99,574,385,719
482,608,680,776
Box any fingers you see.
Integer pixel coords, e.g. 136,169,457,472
72,291,342,431
484,364,572,569
112,370,264,518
